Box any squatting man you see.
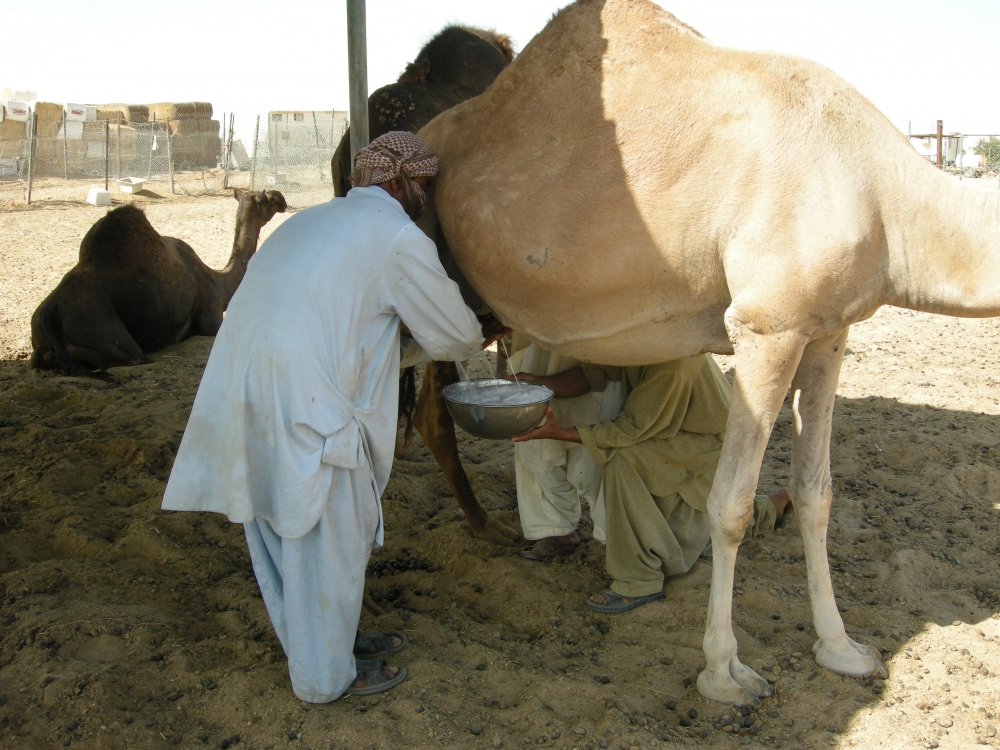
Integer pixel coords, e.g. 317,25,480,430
162,132,508,702
508,346,792,613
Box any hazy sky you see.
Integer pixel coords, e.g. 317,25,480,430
4,0,999,141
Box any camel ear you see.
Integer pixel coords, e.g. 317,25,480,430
233,188,244,201
398,57,431,84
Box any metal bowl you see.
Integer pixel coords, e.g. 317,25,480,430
441,378,553,440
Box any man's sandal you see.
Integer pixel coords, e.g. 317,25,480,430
353,630,407,658
586,589,664,614
519,535,579,561
344,659,407,696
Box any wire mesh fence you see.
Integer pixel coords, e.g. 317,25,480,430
906,121,1000,191
10,110,995,210
0,109,347,211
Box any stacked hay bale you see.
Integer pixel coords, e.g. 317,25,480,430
98,104,148,125
97,105,146,172
31,102,67,174
148,102,221,168
0,102,26,161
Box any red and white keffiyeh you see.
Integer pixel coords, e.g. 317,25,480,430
350,131,438,187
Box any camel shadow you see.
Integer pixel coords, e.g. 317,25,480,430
371,389,1000,745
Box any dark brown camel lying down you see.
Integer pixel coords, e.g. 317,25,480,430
30,189,286,375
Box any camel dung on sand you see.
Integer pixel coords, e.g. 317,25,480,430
30,189,286,375
333,24,523,548
418,0,999,705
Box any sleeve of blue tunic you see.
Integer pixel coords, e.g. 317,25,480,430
380,223,484,362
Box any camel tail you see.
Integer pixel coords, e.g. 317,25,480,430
398,366,418,448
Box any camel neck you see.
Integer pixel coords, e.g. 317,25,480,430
882,158,1000,318
220,215,264,303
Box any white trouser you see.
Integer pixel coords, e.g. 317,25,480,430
508,342,623,543
516,436,608,541
244,466,380,703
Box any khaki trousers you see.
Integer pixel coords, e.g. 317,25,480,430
603,443,776,597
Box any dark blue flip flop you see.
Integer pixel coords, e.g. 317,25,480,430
586,589,664,614
344,659,407,696
354,630,407,658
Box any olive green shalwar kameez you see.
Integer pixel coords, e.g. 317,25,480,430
576,355,776,599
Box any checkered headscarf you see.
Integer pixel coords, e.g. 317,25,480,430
350,131,438,188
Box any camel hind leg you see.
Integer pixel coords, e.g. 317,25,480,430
790,328,887,679
35,280,143,372
698,323,807,706
413,361,520,547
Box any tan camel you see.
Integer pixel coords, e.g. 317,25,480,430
419,0,999,705
31,189,286,375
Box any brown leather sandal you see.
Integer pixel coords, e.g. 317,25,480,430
519,532,580,561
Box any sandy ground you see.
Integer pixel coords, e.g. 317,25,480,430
0,194,998,750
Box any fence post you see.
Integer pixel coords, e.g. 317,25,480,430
270,116,278,181
116,118,122,179
166,129,174,194
25,112,37,205
936,120,943,168
250,114,260,190
148,114,156,179
223,113,234,189
312,111,324,181
61,110,68,180
105,120,110,191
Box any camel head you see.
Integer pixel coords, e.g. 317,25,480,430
233,188,287,227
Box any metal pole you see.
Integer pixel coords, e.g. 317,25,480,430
166,130,174,194
312,111,324,181
25,112,36,204
148,113,156,179
250,114,260,190
223,113,234,189
116,118,121,179
347,0,369,159
958,135,964,181
105,120,109,191
936,119,943,168
222,114,228,171
61,110,68,180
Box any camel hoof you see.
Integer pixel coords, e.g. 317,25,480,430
697,662,767,706
730,659,774,698
813,636,888,679
471,516,520,547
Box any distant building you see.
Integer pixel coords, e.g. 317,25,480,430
267,110,347,152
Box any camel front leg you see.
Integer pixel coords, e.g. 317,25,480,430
413,361,520,547
698,325,806,706
790,329,887,678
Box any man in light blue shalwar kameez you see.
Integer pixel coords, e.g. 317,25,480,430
162,132,496,702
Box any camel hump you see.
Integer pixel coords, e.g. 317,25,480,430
396,26,513,94
461,27,515,63
545,0,703,48
78,203,163,265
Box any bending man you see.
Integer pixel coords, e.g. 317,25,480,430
162,132,506,701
